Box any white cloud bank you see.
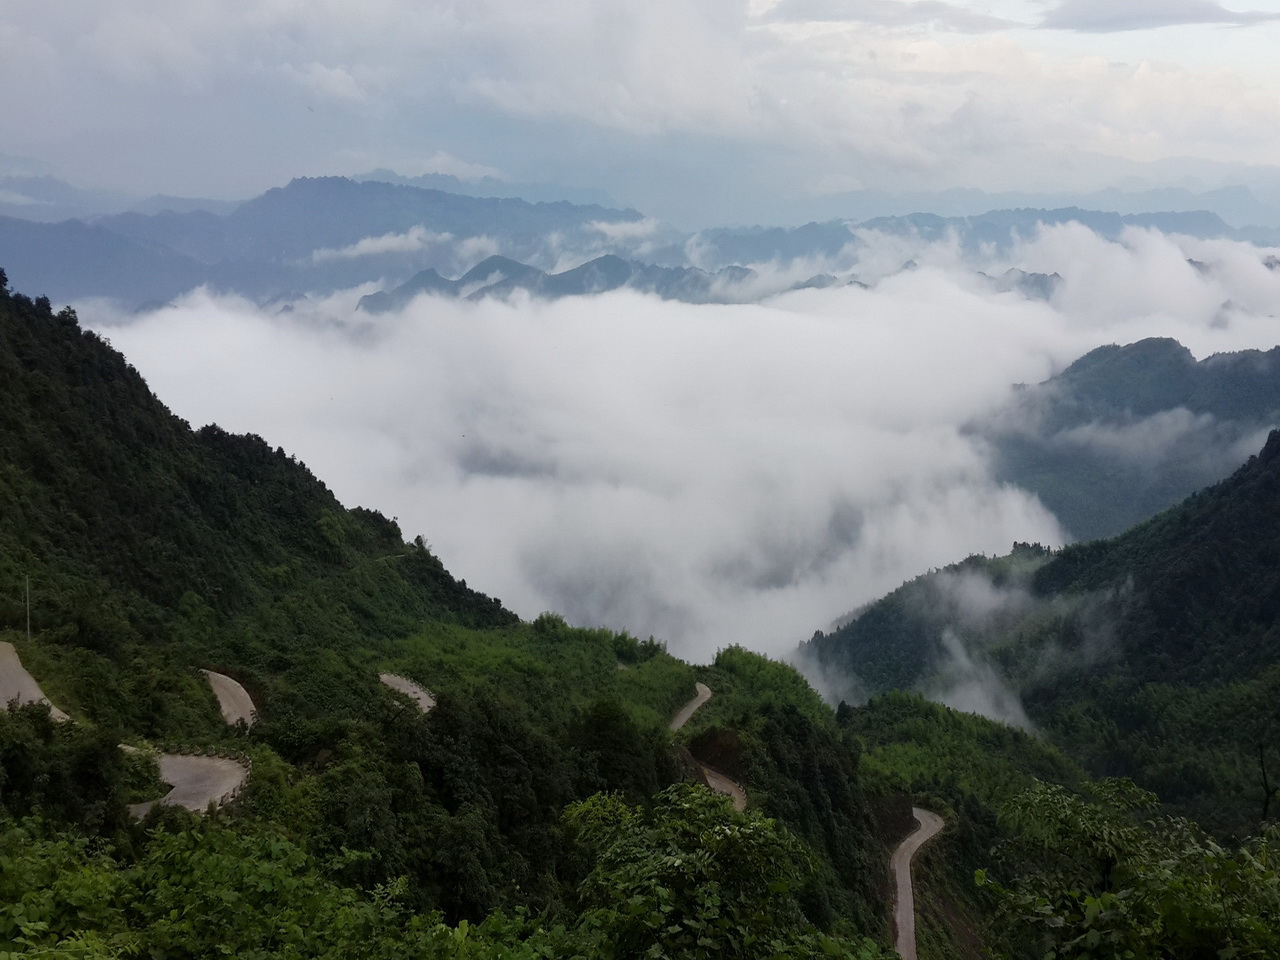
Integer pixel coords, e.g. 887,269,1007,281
88,226,1280,663
311,225,444,262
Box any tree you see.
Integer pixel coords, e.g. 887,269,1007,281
564,784,888,960
978,779,1280,959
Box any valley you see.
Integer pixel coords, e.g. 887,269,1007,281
3,191,1280,958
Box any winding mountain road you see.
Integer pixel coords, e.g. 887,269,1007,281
201,670,256,727
380,672,436,713
131,669,259,817
128,754,249,818
0,641,68,720
0,643,252,816
669,682,747,811
891,807,944,960
668,682,712,731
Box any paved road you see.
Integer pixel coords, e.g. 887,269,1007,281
0,641,69,720
201,670,256,727
701,765,748,811
668,681,747,811
891,807,945,960
129,754,249,818
380,673,436,713
669,682,712,731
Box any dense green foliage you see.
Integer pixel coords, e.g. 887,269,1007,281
844,692,1084,812
981,779,1280,959
565,785,890,960
0,785,897,960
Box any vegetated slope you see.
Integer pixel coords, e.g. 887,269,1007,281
806,431,1280,833
0,270,905,955
0,267,513,737
974,337,1280,540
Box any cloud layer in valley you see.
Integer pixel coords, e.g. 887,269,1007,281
85,225,1280,665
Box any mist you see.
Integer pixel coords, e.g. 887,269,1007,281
86,225,1280,664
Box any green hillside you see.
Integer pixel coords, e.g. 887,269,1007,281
808,429,1280,833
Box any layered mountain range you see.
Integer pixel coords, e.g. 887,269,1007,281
0,173,1264,311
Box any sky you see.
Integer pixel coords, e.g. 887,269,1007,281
94,225,1280,665
6,0,1280,223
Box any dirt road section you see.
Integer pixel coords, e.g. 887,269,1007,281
891,806,944,960
669,682,712,731
380,673,436,713
128,754,249,818
668,682,747,811
701,765,747,812
201,670,256,727
0,641,69,721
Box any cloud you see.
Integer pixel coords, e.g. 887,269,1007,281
765,0,1019,33
310,225,447,262
280,61,370,104
84,225,1280,664
588,218,664,241
0,189,44,206
929,627,1033,729
410,151,506,181
1055,409,1228,466
1042,0,1280,32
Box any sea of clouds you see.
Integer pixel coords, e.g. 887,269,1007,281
85,223,1280,665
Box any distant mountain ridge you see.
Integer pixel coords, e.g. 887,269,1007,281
353,168,622,208
358,254,771,309
974,337,1280,540
0,177,646,308
858,207,1241,252
0,171,1265,309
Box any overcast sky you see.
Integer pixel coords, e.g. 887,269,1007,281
6,0,1280,223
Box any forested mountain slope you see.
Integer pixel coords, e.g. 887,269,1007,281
975,337,1280,540
806,430,1280,832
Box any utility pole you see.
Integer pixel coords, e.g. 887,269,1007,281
26,575,30,642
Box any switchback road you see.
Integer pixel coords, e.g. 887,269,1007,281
669,681,747,811
201,669,256,726
380,672,436,713
891,807,944,960
0,641,68,720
